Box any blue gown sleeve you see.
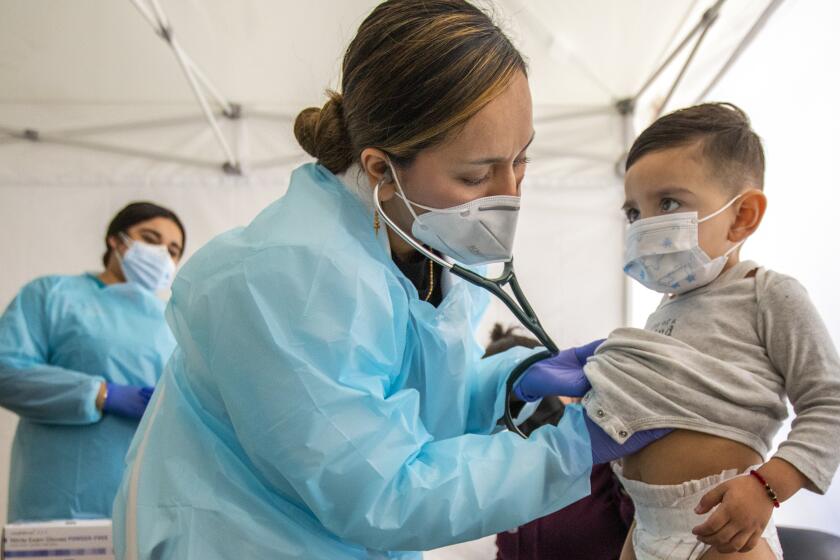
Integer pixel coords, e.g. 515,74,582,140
0,278,103,424
187,248,592,552
450,272,545,435
464,346,544,434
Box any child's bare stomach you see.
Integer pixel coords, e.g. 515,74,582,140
620,429,762,484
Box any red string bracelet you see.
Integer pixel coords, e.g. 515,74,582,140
749,470,781,508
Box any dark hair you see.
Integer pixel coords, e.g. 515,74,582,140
626,102,765,191
294,0,527,174
483,323,540,358
103,202,185,266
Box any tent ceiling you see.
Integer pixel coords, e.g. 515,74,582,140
1,0,774,107
0,0,778,180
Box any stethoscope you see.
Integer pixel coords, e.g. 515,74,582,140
373,175,558,438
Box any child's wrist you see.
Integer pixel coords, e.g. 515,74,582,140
749,469,780,508
755,457,810,502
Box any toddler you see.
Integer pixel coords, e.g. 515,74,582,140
581,103,840,559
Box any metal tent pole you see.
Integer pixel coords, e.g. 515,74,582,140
128,0,241,174
180,51,241,119
632,0,725,102
655,4,721,117
0,126,218,170
695,0,785,103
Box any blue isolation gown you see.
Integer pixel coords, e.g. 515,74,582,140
0,274,175,521
113,163,593,559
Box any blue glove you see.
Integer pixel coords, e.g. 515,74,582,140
513,339,605,402
585,415,672,464
102,383,154,420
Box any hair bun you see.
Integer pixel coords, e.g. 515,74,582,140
293,107,322,159
293,91,354,173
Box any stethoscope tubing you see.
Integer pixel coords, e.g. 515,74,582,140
374,178,557,438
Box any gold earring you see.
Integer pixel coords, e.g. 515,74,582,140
373,176,386,234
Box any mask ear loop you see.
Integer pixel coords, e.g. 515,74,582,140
373,175,453,271
385,157,424,223
698,192,748,257
114,232,134,265
722,239,745,257
698,192,744,223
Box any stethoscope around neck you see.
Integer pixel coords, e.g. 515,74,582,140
373,175,558,438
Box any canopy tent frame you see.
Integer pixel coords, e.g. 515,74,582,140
631,0,724,111
127,0,242,174
0,0,302,175
694,0,785,103
525,0,785,179
654,0,722,118
0,0,783,178
524,0,725,147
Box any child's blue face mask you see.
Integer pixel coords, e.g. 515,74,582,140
623,194,743,295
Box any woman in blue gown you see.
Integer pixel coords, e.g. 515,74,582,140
0,201,184,521
114,2,664,558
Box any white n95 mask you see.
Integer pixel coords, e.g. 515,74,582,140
623,194,744,295
386,161,520,266
118,233,176,292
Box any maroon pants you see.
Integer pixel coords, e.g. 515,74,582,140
496,464,634,560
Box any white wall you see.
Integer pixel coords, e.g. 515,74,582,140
631,0,840,537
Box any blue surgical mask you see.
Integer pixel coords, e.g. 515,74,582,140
117,233,176,292
623,194,744,295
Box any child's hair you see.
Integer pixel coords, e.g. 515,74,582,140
626,102,765,193
483,323,540,358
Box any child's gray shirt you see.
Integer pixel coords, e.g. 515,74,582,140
582,260,840,493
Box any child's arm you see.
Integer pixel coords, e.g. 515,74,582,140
691,457,807,553
759,276,840,494
692,275,840,553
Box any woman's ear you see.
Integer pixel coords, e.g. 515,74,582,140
360,147,396,201
103,235,122,271
107,235,119,251
729,188,767,243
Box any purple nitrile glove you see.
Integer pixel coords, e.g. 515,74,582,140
585,415,672,464
102,383,154,420
513,339,606,402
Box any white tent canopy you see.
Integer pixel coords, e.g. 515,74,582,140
0,0,781,334
5,0,837,547
0,0,781,181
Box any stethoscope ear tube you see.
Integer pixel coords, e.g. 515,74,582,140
503,349,554,438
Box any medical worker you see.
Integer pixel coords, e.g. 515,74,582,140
0,202,184,521
113,2,665,558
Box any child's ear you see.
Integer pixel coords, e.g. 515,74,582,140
729,188,767,243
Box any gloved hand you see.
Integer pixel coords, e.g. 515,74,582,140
585,415,672,464
513,339,605,402
102,383,154,420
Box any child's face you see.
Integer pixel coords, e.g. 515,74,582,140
623,142,742,262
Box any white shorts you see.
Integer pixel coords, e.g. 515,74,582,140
613,463,784,560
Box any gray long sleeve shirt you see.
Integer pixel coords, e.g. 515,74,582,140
582,260,840,493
